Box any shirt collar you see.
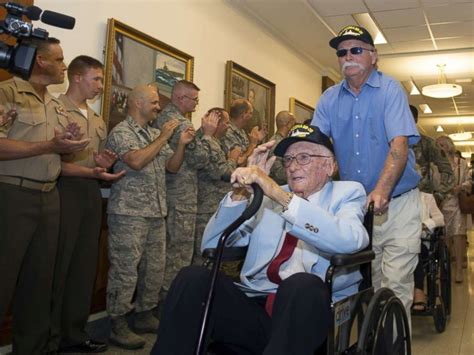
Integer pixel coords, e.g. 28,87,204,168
14,77,57,104
126,115,151,134
58,93,96,119
340,68,380,94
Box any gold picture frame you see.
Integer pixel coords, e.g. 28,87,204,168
289,97,315,124
224,61,276,136
102,18,194,131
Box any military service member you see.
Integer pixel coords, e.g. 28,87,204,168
193,108,241,265
152,80,218,299
410,105,454,204
48,56,126,354
0,38,90,354
269,111,296,185
106,85,194,349
221,98,266,166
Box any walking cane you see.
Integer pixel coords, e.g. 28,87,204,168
195,183,264,355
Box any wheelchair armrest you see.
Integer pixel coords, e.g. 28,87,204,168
202,246,248,262
330,250,375,268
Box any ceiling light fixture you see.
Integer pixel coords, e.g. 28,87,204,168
422,64,462,99
436,125,444,132
419,104,432,114
449,132,472,141
352,13,387,44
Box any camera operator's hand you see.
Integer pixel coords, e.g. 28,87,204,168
50,126,90,154
0,105,17,127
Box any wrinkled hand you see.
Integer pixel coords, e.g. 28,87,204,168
94,149,118,169
52,127,90,154
247,140,276,175
0,105,17,127
179,127,195,145
92,167,126,181
201,111,219,136
159,119,179,141
231,165,275,197
367,188,390,215
249,126,266,145
228,146,242,162
65,122,84,141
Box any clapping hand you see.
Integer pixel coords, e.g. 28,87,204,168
0,105,17,127
179,127,195,145
201,111,219,137
94,149,119,169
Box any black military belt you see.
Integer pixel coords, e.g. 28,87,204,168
392,186,417,199
0,175,57,192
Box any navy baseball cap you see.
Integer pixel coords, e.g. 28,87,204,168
329,25,375,49
274,124,334,156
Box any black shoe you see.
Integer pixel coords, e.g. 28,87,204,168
59,340,108,353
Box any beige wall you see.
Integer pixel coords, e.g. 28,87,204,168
39,0,323,129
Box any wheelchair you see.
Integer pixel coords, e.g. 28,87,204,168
198,184,411,355
411,226,451,333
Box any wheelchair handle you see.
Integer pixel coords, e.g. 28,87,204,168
195,183,264,355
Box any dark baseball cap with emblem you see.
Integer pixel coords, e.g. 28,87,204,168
329,25,374,49
274,124,334,157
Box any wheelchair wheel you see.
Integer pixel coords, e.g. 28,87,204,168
357,288,411,355
433,304,447,333
335,289,372,353
439,242,451,316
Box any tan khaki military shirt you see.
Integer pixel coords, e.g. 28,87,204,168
106,116,173,217
0,77,66,181
58,94,107,168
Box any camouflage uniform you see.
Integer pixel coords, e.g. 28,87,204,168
194,129,237,265
413,134,454,204
106,116,172,317
269,132,287,185
153,103,211,293
220,121,249,154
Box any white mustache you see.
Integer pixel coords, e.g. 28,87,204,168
341,61,365,72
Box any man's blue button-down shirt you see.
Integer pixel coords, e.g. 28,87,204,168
312,70,420,197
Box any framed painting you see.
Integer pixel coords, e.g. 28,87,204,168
289,97,315,124
102,18,194,131
224,61,275,137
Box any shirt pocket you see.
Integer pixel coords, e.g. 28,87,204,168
95,125,107,140
15,98,46,127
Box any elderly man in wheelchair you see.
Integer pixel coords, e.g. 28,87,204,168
152,124,371,355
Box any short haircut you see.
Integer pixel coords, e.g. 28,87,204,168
230,99,251,119
67,55,103,80
207,107,227,121
27,37,60,56
275,111,294,128
171,80,200,96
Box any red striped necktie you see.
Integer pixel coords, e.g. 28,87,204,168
265,232,298,316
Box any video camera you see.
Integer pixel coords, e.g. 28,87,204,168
0,2,75,80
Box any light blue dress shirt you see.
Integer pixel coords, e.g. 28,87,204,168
202,180,369,301
312,70,420,197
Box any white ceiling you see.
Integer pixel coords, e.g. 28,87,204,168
227,0,474,152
